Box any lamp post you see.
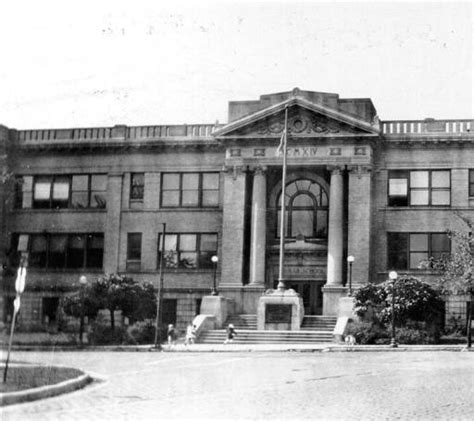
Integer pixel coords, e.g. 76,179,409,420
154,223,166,349
78,275,88,346
389,271,398,348
347,255,354,296
211,255,219,295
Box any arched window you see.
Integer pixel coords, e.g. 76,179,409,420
276,179,328,239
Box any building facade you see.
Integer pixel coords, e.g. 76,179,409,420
1,88,473,330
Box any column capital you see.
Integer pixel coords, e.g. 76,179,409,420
347,165,372,176
250,165,267,176
224,165,247,180
326,165,345,175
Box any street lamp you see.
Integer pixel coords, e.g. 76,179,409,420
389,271,398,348
154,223,166,349
211,255,219,296
347,255,355,296
79,275,88,346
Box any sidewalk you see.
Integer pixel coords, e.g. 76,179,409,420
2,343,472,353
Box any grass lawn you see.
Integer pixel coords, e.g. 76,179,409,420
0,366,84,393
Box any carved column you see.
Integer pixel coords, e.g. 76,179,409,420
347,165,372,288
326,166,344,286
220,166,247,288
249,166,266,285
322,165,346,316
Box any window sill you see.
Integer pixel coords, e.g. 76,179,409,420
25,268,104,272
381,206,452,211
123,268,215,274
11,208,107,213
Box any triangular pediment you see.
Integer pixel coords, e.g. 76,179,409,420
213,96,380,138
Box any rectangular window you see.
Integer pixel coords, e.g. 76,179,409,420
161,173,220,208
130,173,145,202
127,233,142,271
30,234,48,267
158,233,218,269
42,297,59,324
387,232,450,270
388,170,408,206
14,176,33,208
86,234,104,268
388,170,450,206
22,174,107,209
14,233,104,269
469,170,474,197
89,175,107,208
49,235,68,268
67,235,86,268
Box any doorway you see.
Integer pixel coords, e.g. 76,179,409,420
286,281,323,315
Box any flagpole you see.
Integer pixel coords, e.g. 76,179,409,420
277,105,289,290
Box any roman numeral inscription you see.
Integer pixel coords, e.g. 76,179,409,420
286,147,318,157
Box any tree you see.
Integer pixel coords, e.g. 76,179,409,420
90,274,156,329
61,274,157,343
61,283,101,344
354,276,444,327
429,229,474,348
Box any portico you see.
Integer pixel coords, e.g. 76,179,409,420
215,88,378,316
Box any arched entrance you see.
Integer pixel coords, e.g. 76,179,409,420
267,174,329,315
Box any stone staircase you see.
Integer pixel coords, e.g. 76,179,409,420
198,315,337,344
225,314,258,330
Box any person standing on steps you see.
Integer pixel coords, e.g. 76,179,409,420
224,323,237,344
184,323,196,346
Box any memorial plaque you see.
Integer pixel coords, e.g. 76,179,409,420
265,304,292,324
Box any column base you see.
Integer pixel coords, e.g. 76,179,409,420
322,285,347,316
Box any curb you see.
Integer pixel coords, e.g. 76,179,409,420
0,368,93,407
1,344,472,353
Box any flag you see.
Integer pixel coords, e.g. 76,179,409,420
276,130,286,156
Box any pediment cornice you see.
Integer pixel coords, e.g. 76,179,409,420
213,96,380,138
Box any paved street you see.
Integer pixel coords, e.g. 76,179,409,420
1,350,474,420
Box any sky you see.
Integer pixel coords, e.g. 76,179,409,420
0,0,472,129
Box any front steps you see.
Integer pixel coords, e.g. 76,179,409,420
225,314,257,330
198,315,337,344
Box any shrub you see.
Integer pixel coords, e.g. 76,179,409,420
353,276,444,327
346,321,435,345
127,319,157,344
345,321,390,345
395,327,431,345
88,321,135,345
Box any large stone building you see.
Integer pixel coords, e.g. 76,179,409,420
1,88,473,330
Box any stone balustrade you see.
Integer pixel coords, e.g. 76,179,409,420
15,123,220,145
382,119,473,135
12,119,474,145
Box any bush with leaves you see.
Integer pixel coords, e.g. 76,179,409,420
345,321,390,345
426,227,473,346
88,320,135,345
353,276,444,327
127,319,157,344
89,274,157,329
